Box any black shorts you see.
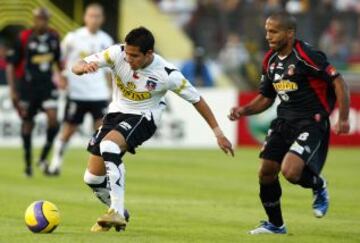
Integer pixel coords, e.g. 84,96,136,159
64,99,108,124
87,112,157,155
18,84,58,121
259,117,330,175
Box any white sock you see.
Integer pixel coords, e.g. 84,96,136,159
83,170,110,206
49,139,68,172
100,140,125,217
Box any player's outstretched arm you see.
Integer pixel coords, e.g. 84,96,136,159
333,76,350,134
72,60,99,75
193,97,234,156
228,94,273,121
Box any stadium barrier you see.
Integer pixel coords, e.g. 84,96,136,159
0,87,356,147
0,87,237,148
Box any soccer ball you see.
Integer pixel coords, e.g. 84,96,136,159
24,200,60,233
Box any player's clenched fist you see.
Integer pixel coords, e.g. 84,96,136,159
82,62,99,73
228,107,245,121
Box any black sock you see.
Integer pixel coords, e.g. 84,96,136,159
260,179,284,227
21,133,32,168
297,168,324,190
40,125,59,161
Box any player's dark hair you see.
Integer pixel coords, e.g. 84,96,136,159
125,27,155,54
268,11,297,32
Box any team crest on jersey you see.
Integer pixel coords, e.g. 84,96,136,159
273,79,298,92
287,64,296,76
145,78,157,91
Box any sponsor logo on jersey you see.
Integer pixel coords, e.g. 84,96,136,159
115,76,151,101
31,53,54,64
272,79,298,92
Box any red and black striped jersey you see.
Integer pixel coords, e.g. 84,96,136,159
259,39,339,120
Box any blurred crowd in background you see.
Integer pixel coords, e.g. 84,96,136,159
154,0,360,89
0,0,359,90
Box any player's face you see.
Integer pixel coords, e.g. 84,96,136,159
84,6,104,32
125,45,153,70
265,18,290,52
33,16,49,33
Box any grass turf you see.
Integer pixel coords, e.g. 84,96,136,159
0,147,359,243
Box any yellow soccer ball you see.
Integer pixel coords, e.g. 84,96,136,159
24,200,60,233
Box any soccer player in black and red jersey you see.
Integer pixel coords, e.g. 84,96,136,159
228,11,350,234
6,8,61,177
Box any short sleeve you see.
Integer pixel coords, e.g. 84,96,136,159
313,51,340,83
61,32,73,61
84,45,119,68
106,35,114,47
259,72,276,99
296,41,340,83
168,70,201,104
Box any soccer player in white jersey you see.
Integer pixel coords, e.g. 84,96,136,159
46,3,113,175
72,27,234,232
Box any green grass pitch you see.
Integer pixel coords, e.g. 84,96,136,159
0,147,359,243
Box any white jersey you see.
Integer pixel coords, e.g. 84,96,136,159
62,27,113,100
84,44,201,125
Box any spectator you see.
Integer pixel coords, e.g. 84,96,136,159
218,33,250,89
319,18,350,66
347,41,360,71
184,0,225,57
181,46,214,87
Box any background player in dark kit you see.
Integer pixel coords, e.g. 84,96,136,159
6,8,61,177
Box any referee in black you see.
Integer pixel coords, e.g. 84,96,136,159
229,11,350,234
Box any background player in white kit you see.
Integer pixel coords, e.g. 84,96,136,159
72,27,234,232
46,3,113,175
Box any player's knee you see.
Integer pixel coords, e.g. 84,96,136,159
47,124,59,139
281,168,301,184
258,167,278,184
21,121,34,134
100,140,120,154
99,140,122,165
